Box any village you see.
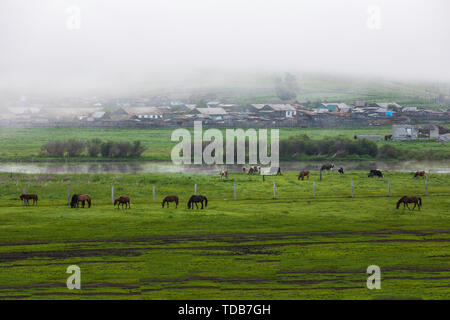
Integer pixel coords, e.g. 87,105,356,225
1,99,449,130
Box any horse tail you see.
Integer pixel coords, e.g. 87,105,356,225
418,197,422,207
204,196,208,207
88,198,91,208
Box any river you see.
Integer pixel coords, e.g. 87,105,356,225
0,160,449,174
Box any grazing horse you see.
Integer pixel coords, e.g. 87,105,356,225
114,196,130,209
413,170,426,178
20,194,38,206
338,167,344,174
162,195,179,208
220,170,228,179
187,195,208,209
320,164,334,172
368,169,384,178
298,170,310,180
70,194,91,208
396,196,422,210
384,135,393,141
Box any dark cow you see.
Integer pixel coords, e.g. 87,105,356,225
384,135,393,141
338,167,344,174
413,170,426,178
320,164,334,171
368,169,384,178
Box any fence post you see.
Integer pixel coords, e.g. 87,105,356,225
153,185,156,202
111,186,114,204
388,180,391,197
425,179,428,196
194,184,197,195
67,186,71,206
351,179,354,198
273,181,276,199
234,183,236,200
22,187,26,206
313,181,316,198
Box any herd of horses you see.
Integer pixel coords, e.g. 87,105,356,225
18,167,427,211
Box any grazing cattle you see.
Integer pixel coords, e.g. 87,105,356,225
298,170,310,180
20,194,38,206
187,195,208,209
70,194,91,208
247,167,257,175
162,195,179,208
368,169,384,178
396,196,422,210
242,166,246,173
384,135,393,141
114,196,130,209
413,170,426,178
320,164,334,171
221,170,228,179
338,167,344,174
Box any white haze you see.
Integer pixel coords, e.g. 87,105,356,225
0,0,449,96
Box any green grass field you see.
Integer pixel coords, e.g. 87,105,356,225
0,171,449,299
0,126,449,162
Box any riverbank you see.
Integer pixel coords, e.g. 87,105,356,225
1,126,449,162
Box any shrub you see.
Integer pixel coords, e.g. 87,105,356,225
65,140,86,157
41,141,66,157
87,139,102,157
377,144,402,159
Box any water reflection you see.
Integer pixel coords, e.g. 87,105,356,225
0,160,449,175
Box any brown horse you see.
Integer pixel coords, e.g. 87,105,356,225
385,135,393,141
20,194,38,206
70,194,91,208
396,196,422,210
298,170,310,180
413,170,426,178
162,195,179,208
220,170,228,179
114,196,130,209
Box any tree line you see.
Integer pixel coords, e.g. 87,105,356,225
280,135,449,160
41,139,147,158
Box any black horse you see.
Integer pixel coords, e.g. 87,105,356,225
187,195,208,209
368,169,384,178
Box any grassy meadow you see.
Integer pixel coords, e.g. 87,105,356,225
0,125,449,162
0,171,449,299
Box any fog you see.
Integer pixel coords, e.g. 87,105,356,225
1,0,449,96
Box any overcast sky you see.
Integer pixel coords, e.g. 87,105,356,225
1,0,449,96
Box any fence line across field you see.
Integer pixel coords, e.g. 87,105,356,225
20,175,438,207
